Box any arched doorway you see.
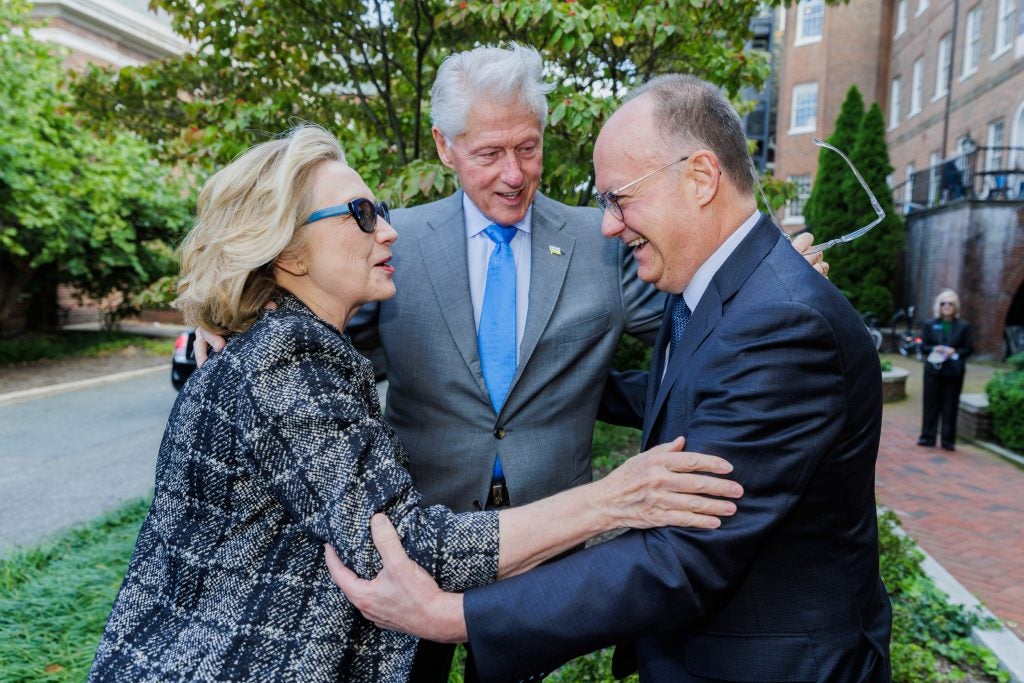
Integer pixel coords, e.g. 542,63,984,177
1006,281,1024,357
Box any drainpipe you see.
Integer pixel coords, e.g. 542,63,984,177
940,0,960,159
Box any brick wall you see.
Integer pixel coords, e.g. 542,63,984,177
904,201,1024,357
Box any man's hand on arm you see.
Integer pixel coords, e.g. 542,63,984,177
791,232,830,278
324,515,468,643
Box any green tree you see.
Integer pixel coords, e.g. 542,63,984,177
72,0,829,209
0,0,193,332
804,87,903,321
837,103,904,320
803,85,864,240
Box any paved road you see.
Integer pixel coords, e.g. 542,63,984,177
0,369,176,557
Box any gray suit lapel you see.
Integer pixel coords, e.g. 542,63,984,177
416,193,490,399
508,198,575,408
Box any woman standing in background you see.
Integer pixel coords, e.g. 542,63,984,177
918,289,973,451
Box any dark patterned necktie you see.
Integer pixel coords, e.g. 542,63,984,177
668,294,691,359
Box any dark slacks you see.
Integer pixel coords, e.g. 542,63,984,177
920,371,964,448
409,641,479,683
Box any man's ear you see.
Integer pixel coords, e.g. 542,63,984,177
432,127,457,170
688,151,721,208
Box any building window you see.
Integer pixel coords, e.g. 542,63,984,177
986,121,1005,170
889,78,902,129
994,0,1016,56
904,163,916,207
790,83,818,133
896,0,907,37
961,7,982,78
917,0,929,16
928,151,940,203
935,33,952,98
910,58,924,116
795,0,824,44
785,175,812,223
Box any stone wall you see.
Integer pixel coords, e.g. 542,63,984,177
904,201,1024,358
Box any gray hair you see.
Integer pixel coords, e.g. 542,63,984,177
431,43,554,140
625,74,755,195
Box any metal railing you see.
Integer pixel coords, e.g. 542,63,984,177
891,146,1024,215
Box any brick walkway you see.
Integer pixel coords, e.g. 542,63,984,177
875,356,1023,639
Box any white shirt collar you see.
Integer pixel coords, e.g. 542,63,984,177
463,192,533,238
682,210,762,312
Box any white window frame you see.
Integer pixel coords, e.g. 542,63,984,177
896,0,908,37
789,82,819,134
960,6,982,80
986,121,1005,170
993,0,1016,58
928,151,941,203
916,0,929,17
904,163,916,208
794,0,825,46
784,175,812,224
910,58,924,116
934,33,952,100
889,77,902,130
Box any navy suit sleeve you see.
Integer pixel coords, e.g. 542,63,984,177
596,369,648,428
464,300,868,682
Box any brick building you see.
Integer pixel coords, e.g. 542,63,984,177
772,0,1024,357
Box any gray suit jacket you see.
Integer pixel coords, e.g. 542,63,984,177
350,191,663,511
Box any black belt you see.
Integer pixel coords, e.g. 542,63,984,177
485,478,510,509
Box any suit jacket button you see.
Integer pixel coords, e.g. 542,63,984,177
494,427,506,439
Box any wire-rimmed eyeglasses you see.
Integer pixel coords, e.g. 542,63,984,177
799,138,886,255
595,156,690,221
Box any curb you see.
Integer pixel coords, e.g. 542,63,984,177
0,365,166,406
890,510,1024,682
920,548,1024,682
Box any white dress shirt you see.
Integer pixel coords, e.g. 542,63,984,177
663,210,762,375
463,194,532,359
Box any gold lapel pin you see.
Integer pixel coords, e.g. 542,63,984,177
548,245,563,256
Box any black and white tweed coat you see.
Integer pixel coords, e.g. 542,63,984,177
90,293,499,682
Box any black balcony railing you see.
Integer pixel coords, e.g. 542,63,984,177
891,146,1024,215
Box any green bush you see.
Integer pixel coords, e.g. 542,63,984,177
878,511,1009,682
985,358,1024,452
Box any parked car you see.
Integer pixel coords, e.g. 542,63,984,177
171,329,197,391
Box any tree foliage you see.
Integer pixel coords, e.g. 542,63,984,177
0,0,192,331
804,87,904,320
71,0,817,210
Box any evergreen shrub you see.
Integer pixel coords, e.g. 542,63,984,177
986,353,1024,452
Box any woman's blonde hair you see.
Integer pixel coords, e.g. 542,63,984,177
176,126,345,334
932,289,961,319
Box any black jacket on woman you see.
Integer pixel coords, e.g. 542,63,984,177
921,317,973,377
90,293,499,682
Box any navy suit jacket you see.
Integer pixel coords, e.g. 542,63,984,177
462,217,892,682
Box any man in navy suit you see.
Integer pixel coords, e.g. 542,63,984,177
328,74,891,682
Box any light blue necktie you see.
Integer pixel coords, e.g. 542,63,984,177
668,294,691,359
478,224,518,413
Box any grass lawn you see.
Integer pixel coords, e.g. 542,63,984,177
0,331,172,367
0,498,150,682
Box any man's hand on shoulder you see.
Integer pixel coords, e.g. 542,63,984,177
324,514,468,643
791,232,830,279
193,328,226,366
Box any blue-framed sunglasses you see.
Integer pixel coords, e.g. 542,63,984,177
302,198,390,233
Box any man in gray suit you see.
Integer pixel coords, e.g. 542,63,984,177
349,43,664,680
